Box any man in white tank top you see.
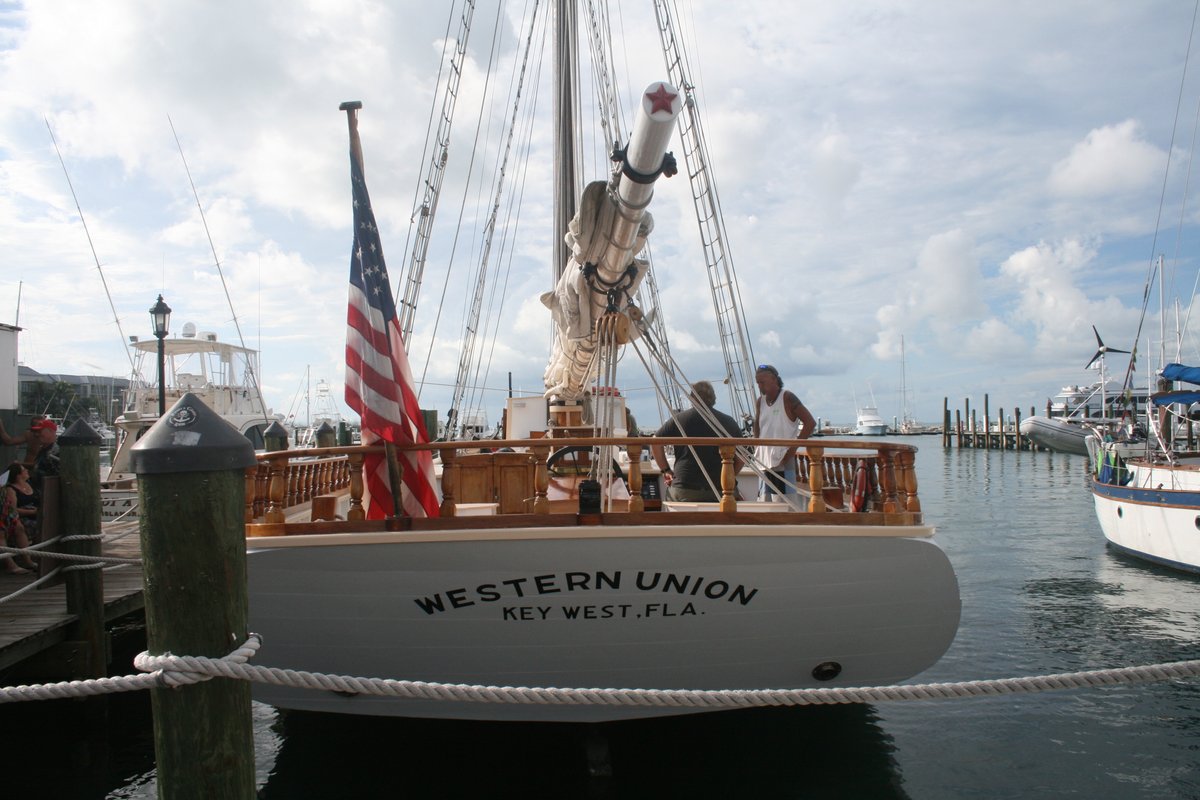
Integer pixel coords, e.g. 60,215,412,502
752,365,816,500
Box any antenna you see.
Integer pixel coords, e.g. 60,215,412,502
45,117,137,374
168,115,270,424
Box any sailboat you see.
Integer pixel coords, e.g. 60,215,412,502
1092,292,1200,573
1091,18,1200,574
240,2,960,722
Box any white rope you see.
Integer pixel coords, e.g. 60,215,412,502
0,635,263,703
0,566,64,604
0,545,140,565
2,633,1198,709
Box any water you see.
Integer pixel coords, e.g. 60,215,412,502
5,440,1200,797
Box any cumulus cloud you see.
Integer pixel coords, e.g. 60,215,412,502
998,239,1105,360
872,229,984,359
1048,120,1165,197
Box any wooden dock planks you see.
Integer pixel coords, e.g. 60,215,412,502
0,520,145,675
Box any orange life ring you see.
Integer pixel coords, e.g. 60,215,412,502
851,459,869,512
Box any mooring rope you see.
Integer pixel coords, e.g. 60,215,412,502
1,635,1198,708
0,544,141,606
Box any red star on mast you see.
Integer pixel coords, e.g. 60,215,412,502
645,83,677,114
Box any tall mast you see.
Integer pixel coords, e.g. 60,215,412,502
552,0,578,284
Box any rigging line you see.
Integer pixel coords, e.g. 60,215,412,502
44,118,137,375
168,115,270,424
612,0,635,139
628,335,756,499
450,0,534,432
416,0,508,398
396,1,462,287
1124,0,1200,394
468,42,547,423
457,0,543,429
1175,87,1200,345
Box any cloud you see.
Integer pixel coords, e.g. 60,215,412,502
872,229,984,359
1048,120,1165,197
810,128,862,216
996,238,1132,362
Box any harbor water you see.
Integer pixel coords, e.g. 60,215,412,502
4,439,1200,798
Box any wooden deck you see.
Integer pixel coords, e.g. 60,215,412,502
0,520,145,678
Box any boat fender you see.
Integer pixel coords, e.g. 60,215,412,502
851,459,870,512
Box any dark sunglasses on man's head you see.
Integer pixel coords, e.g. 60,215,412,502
756,364,778,376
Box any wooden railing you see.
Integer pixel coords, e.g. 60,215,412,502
245,438,923,536
246,452,356,523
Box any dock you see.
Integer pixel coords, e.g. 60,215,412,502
940,395,1051,451
0,519,144,679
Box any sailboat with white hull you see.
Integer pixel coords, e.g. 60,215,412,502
240,2,959,723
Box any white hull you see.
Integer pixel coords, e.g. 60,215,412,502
246,524,960,722
101,488,138,521
1092,459,1200,574
853,424,888,436
1019,415,1094,455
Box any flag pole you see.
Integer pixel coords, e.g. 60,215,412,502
340,100,406,520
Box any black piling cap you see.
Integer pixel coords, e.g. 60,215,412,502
131,392,257,475
263,420,290,452
58,418,102,447
315,420,336,448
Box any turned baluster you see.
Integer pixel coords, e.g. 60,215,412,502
266,461,287,523
283,463,296,507
254,463,269,518
806,446,826,512
877,449,900,512
244,466,258,523
898,450,921,512
345,451,366,521
627,444,644,513
532,445,550,514
719,444,738,513
440,448,459,517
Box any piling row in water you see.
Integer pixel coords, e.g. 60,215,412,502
940,396,1051,451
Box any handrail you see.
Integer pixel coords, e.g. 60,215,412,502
246,437,922,535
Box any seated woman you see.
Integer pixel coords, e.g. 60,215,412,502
2,462,38,574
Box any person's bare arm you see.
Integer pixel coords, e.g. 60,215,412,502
786,392,817,438
0,419,24,446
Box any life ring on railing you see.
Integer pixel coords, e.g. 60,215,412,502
851,458,869,512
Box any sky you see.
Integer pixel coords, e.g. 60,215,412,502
4,0,1200,433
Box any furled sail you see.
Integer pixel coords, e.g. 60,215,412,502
541,82,681,401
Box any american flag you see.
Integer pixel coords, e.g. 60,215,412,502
343,116,440,519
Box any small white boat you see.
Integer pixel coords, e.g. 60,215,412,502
1019,415,1097,456
853,406,888,436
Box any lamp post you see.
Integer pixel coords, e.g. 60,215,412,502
150,294,172,417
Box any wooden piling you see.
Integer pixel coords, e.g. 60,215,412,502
58,420,105,681
983,394,991,450
942,398,950,447
133,394,257,799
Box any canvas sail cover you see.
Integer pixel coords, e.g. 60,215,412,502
1161,363,1200,386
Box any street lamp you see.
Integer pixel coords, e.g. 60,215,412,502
149,294,172,416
